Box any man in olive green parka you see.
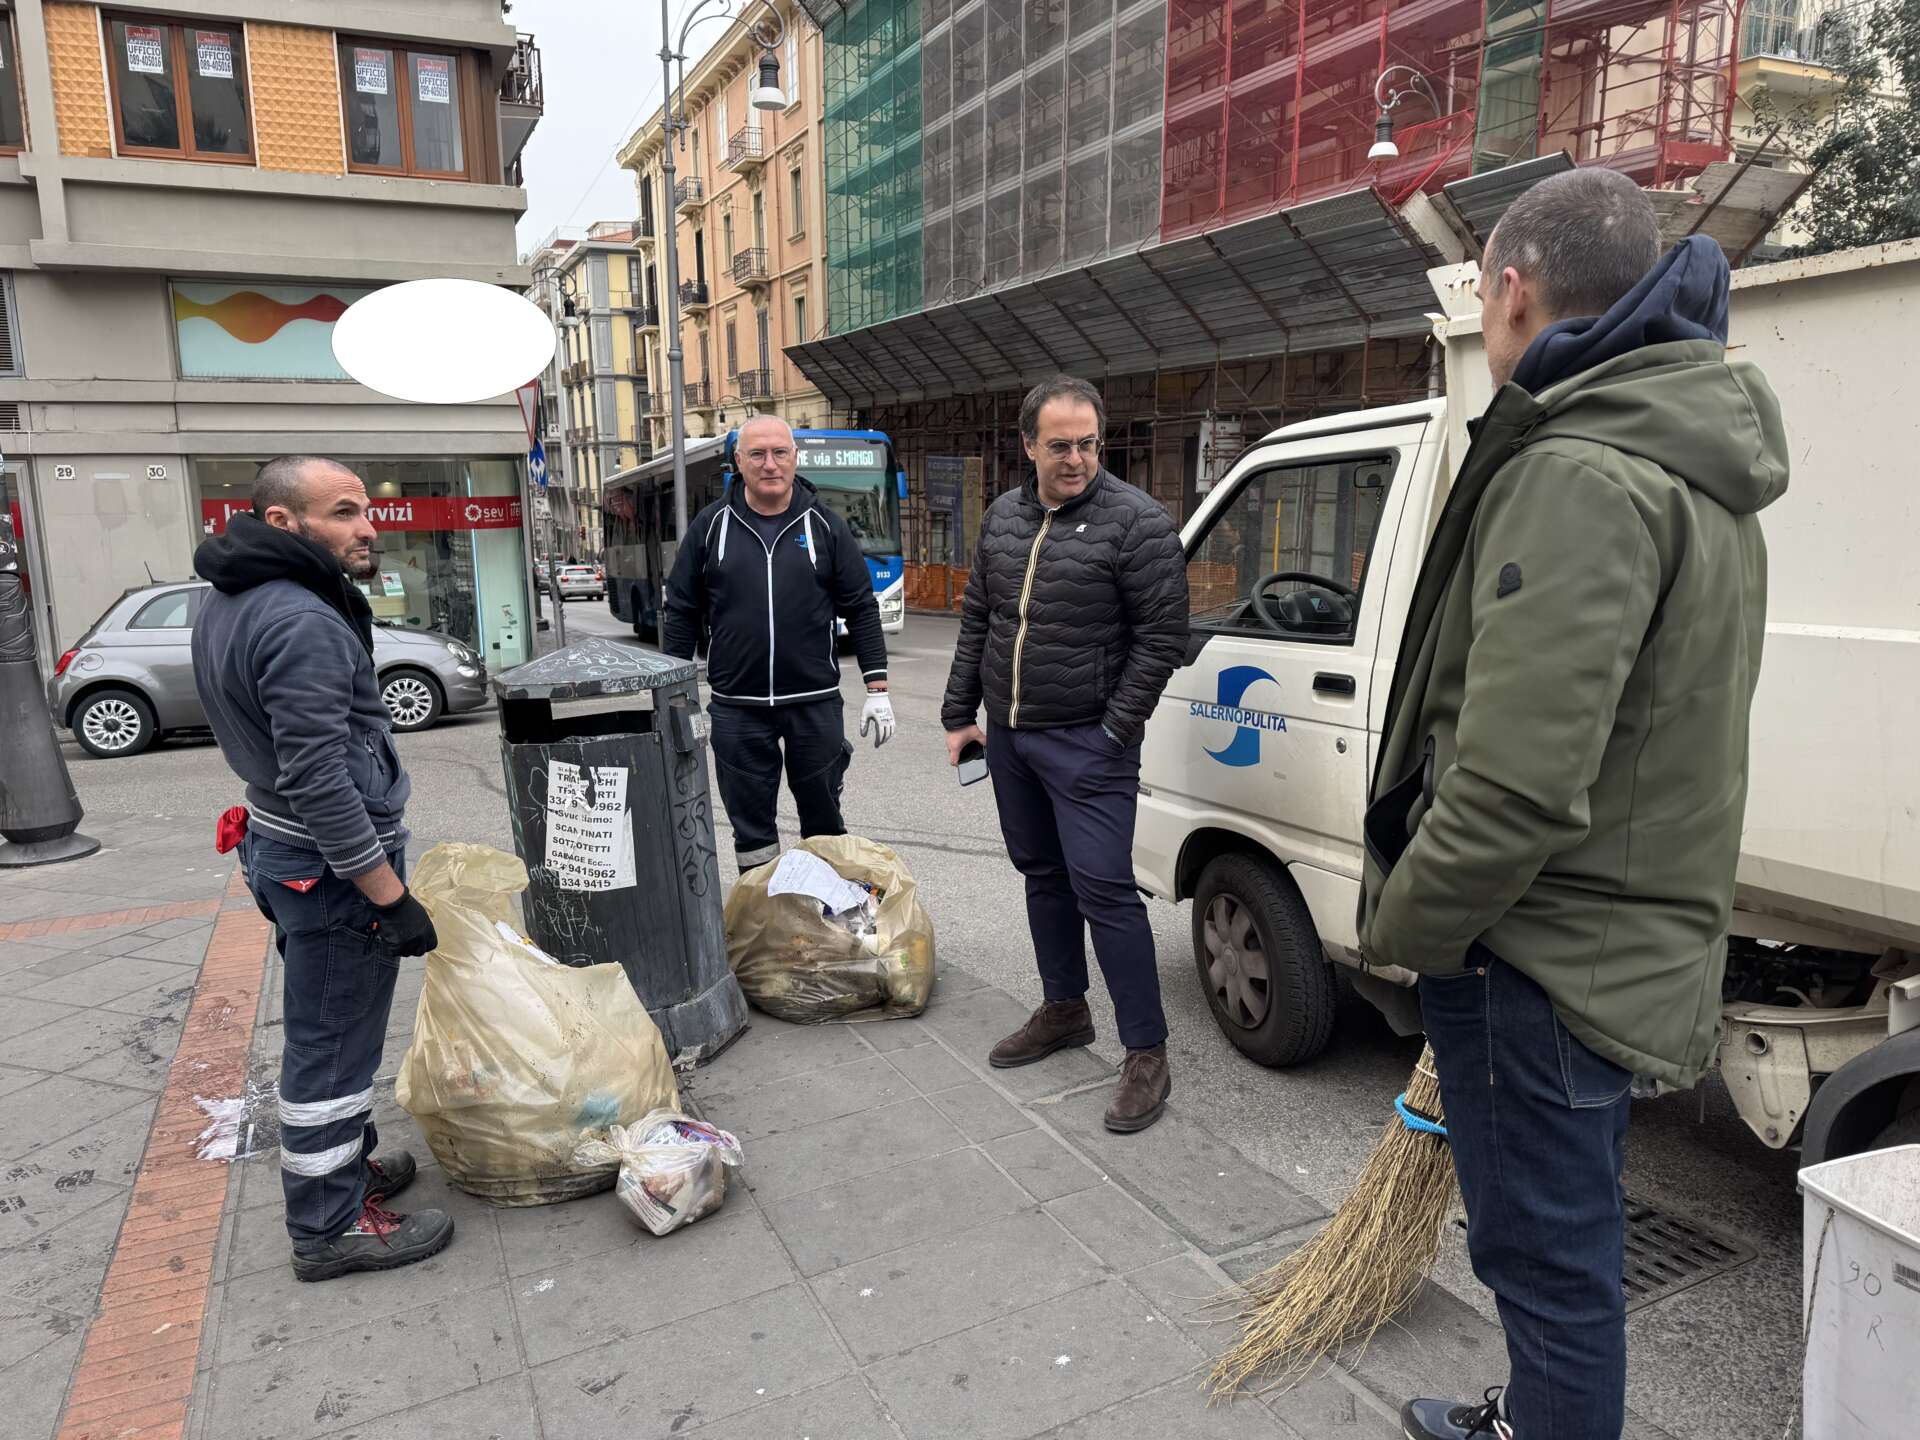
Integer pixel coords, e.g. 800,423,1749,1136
1363,170,1788,1440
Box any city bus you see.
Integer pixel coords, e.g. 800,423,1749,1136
603,427,907,640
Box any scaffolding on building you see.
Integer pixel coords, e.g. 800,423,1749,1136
823,0,926,334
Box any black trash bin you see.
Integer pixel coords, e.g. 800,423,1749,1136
492,637,747,1060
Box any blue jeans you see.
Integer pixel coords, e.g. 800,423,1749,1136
986,721,1168,1051
1418,949,1632,1440
243,833,405,1246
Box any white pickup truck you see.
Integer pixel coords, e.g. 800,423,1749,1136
1132,237,1920,1164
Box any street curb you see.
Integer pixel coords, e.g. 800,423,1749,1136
53,867,269,1440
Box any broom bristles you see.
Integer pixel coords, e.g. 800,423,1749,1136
1207,1045,1457,1399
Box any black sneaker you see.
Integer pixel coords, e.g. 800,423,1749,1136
365,1150,417,1204
290,1199,454,1283
1402,1387,1514,1440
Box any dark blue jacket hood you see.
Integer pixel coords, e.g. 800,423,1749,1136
1512,234,1731,396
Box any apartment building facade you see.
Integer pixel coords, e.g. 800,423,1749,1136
525,220,656,560
1,0,542,675
617,6,833,461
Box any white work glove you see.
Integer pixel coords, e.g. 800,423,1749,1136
860,691,895,748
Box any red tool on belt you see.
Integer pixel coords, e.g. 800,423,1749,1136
214,806,248,854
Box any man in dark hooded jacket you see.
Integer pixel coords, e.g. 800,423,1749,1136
1360,172,1787,1439
192,456,451,1282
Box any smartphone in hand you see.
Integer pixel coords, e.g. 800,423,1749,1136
957,739,988,786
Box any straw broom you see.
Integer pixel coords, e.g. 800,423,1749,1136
1208,1044,1457,1397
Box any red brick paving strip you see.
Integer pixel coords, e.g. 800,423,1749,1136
55,868,270,1440
0,899,222,945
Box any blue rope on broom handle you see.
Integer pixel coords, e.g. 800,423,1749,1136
1395,1092,1448,1139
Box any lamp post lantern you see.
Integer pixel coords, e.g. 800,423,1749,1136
656,0,788,541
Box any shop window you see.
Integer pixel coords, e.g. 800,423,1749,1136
107,14,253,162
0,13,25,153
340,39,472,179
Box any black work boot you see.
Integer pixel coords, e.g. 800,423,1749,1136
1103,1044,1171,1133
364,1149,417,1204
989,997,1096,1068
1402,1388,1514,1440
291,1199,454,1283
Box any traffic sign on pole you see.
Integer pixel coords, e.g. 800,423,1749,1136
515,382,542,446
528,439,548,490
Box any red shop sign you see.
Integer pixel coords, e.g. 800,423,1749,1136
201,497,523,534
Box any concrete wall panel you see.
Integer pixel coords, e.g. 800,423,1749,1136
14,272,174,381
35,455,196,648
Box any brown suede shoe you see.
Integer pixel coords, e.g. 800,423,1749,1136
1104,1045,1171,1133
989,997,1096,1069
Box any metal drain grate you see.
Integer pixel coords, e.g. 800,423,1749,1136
1451,1195,1758,1311
1622,1198,1758,1310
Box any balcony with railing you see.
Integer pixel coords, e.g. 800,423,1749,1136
726,127,768,172
497,34,543,182
633,211,656,250
737,368,775,401
730,248,771,287
679,280,710,310
684,381,714,409
633,304,661,333
674,177,705,213
1743,0,1867,65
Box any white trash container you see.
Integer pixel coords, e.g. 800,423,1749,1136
1798,1145,1920,1440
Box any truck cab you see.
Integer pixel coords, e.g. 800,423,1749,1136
1133,252,1920,1163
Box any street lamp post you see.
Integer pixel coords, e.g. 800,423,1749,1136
531,262,580,649
656,0,788,541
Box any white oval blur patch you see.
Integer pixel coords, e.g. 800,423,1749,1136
332,278,555,405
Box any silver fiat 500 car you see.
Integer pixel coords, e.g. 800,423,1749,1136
47,581,489,759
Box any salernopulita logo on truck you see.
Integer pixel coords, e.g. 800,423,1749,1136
1194,665,1287,767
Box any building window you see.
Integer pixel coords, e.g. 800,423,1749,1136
725,318,738,377
788,165,805,236
106,14,253,161
785,26,798,106
0,14,24,153
793,292,807,342
340,38,471,179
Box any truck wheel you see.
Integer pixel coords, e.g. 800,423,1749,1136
1872,1081,1920,1149
1192,852,1337,1067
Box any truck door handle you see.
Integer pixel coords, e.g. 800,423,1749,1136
1314,672,1356,697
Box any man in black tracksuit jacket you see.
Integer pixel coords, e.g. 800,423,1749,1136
663,416,894,872
942,378,1189,1134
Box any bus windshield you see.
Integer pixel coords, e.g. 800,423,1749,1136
806,469,900,559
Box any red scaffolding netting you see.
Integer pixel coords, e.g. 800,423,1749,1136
1161,0,1486,238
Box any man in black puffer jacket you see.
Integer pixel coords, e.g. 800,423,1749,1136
942,377,1189,1133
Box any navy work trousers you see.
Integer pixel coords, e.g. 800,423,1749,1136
986,720,1168,1051
243,833,404,1246
707,698,852,871
1419,948,1633,1440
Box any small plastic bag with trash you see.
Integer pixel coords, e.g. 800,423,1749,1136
724,834,936,1023
395,843,680,1206
572,1110,743,1236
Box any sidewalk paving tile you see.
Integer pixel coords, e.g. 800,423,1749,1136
986,1127,1107,1203
864,1276,1203,1439
0,1194,131,1314
200,1284,521,1440
260,1373,542,1440
527,1281,851,1439
492,1174,661,1279
127,931,219,967
672,1374,897,1440
0,998,80,1043
213,1181,505,1362
0,1301,84,1371
740,1095,967,1204
12,1329,85,1440
1041,1089,1325,1254
847,1016,929,1053
0,1076,154,1168
1123,1254,1244,1359
809,1205,1109,1364
0,1162,131,1252
760,1146,1032,1278
702,1053,915,1142
0,1065,48,1101
917,989,1113,1100
1258,1364,1405,1438
1043,1182,1194,1276
925,1079,1035,1143
701,1015,874,1088
881,1040,975,1094
16,957,198,1010
510,1200,796,1367
1042,1368,1305,1439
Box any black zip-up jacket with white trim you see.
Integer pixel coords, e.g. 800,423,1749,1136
662,475,889,707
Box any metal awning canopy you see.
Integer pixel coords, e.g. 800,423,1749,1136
1433,152,1578,253
787,188,1453,410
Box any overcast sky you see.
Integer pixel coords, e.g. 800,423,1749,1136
511,0,695,257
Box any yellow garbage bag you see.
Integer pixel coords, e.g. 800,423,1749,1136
724,835,936,1023
396,843,679,1206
